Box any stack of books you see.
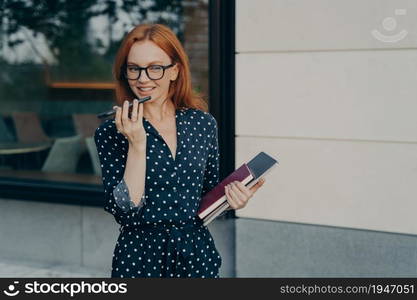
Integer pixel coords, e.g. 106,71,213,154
198,151,279,226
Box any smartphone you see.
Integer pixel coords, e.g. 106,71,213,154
96,96,152,119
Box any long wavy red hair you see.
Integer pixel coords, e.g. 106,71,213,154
113,23,208,112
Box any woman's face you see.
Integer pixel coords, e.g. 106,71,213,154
126,40,179,103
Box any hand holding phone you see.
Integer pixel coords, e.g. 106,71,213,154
96,96,151,119
113,98,148,147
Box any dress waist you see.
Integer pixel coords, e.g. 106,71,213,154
119,216,205,234
118,216,208,277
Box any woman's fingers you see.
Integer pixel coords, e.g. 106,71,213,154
131,99,138,122
138,102,143,119
249,178,266,193
224,179,266,210
121,100,129,128
114,106,123,133
229,182,248,207
113,99,147,145
226,184,244,208
225,185,238,209
234,181,253,199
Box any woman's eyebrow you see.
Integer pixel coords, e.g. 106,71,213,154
127,60,164,65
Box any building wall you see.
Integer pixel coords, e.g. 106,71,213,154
235,0,417,276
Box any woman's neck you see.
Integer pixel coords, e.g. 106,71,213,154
143,98,175,122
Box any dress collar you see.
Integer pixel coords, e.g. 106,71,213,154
142,108,185,137
142,108,187,163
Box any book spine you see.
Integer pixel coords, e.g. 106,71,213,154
203,200,228,223
203,202,230,226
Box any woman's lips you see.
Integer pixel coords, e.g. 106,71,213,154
137,87,155,95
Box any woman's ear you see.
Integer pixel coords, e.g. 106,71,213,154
170,63,179,81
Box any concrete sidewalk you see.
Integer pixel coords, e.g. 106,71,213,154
0,259,108,278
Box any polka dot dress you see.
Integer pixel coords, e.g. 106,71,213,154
94,107,222,278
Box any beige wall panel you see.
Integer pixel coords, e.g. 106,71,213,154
235,137,417,235
236,51,417,142
236,0,417,52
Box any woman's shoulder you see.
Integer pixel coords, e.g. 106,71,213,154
94,118,125,142
183,108,218,129
95,119,115,136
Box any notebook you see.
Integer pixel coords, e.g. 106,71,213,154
201,151,279,226
198,163,254,219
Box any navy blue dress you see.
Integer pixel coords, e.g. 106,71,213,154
94,107,222,278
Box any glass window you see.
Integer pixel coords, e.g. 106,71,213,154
0,0,209,183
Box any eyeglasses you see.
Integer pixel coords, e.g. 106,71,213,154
124,63,175,80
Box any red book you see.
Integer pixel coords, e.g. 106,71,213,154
200,151,279,226
198,163,254,219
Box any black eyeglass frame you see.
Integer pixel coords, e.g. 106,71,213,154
122,63,176,81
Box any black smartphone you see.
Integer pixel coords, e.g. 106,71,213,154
96,96,152,119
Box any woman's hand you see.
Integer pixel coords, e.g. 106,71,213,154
114,99,147,150
224,178,266,210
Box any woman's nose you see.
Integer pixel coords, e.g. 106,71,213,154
137,70,151,82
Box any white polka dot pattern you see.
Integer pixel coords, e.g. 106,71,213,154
94,107,222,278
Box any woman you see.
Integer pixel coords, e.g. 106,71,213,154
94,23,265,278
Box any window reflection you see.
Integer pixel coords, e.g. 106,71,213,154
0,0,209,179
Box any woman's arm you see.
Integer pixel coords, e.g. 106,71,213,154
111,99,149,213
201,116,220,197
94,121,144,219
94,99,146,219
200,115,231,218
122,143,147,207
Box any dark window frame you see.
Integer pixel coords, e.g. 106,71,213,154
0,0,236,215
209,0,236,218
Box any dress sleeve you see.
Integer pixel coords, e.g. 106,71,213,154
94,121,145,220
201,117,220,197
201,115,232,219
113,177,146,213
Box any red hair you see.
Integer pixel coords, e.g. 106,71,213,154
113,23,208,112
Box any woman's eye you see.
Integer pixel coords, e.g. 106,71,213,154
149,65,162,71
128,67,138,72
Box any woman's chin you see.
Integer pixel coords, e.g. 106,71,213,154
135,92,157,101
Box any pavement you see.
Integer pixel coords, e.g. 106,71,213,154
0,259,108,278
